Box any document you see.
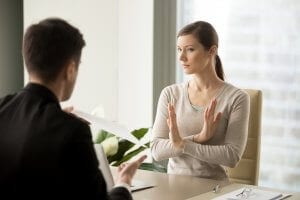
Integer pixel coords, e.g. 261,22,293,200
212,187,291,200
72,110,149,147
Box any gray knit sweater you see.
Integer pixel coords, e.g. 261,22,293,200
151,81,250,180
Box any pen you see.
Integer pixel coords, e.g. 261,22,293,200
213,184,220,193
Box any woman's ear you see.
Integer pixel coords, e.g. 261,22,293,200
209,45,218,56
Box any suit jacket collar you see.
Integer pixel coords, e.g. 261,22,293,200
23,83,60,106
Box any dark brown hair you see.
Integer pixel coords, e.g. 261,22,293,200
23,18,86,82
177,21,224,80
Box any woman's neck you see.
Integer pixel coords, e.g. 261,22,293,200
190,73,223,92
187,73,224,107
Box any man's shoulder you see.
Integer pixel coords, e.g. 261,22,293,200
60,110,91,129
0,93,16,107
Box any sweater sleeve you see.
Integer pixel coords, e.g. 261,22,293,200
151,87,183,161
182,91,250,168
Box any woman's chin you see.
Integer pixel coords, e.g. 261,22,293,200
183,68,193,74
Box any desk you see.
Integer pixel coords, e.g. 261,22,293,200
112,168,229,200
112,168,300,200
187,183,300,200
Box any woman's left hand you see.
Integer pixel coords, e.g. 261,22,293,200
167,103,185,149
193,99,222,143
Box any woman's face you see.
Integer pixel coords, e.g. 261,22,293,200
177,34,211,75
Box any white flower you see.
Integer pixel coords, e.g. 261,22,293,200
101,136,119,156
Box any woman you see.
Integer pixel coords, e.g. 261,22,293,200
151,21,250,180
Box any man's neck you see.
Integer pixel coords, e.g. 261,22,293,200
29,77,64,101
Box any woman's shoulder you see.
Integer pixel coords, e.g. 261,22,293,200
159,82,187,102
161,82,186,94
223,82,249,97
220,82,250,105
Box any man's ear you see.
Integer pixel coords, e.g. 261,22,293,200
65,60,77,81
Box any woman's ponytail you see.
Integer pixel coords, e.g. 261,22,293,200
215,55,224,81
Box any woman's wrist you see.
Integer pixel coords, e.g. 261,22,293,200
193,132,206,144
173,139,185,150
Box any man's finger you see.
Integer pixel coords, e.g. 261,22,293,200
136,155,147,164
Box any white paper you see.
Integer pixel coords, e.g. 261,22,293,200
212,187,285,200
72,110,149,147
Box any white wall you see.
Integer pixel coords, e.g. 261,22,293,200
24,0,119,120
118,0,153,130
24,0,154,130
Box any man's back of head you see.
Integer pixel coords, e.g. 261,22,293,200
23,18,85,84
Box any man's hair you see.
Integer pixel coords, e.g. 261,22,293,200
23,18,86,82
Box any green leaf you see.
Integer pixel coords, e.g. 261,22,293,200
95,127,151,167
95,130,115,144
112,146,147,166
131,128,149,140
139,162,167,173
107,139,134,163
144,142,150,148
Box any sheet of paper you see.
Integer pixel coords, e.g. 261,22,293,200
72,110,148,147
212,187,285,200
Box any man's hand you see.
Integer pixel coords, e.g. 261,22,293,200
193,99,222,143
167,103,184,149
116,155,147,186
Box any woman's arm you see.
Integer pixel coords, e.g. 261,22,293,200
150,88,184,161
182,92,250,167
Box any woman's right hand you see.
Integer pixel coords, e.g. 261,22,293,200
193,99,222,143
167,103,185,149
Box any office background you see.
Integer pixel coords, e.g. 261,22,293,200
0,0,299,192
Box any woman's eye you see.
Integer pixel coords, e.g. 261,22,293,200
187,48,194,52
177,48,182,52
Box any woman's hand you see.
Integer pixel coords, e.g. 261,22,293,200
193,99,222,143
167,103,185,149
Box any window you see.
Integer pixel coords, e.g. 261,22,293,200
177,0,300,192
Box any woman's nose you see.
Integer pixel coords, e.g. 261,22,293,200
179,51,186,61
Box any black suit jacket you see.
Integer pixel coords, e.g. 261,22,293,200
0,83,132,200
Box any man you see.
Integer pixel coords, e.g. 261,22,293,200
0,18,146,199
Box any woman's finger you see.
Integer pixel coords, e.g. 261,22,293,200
214,112,222,124
208,99,217,117
168,104,177,126
205,106,209,119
